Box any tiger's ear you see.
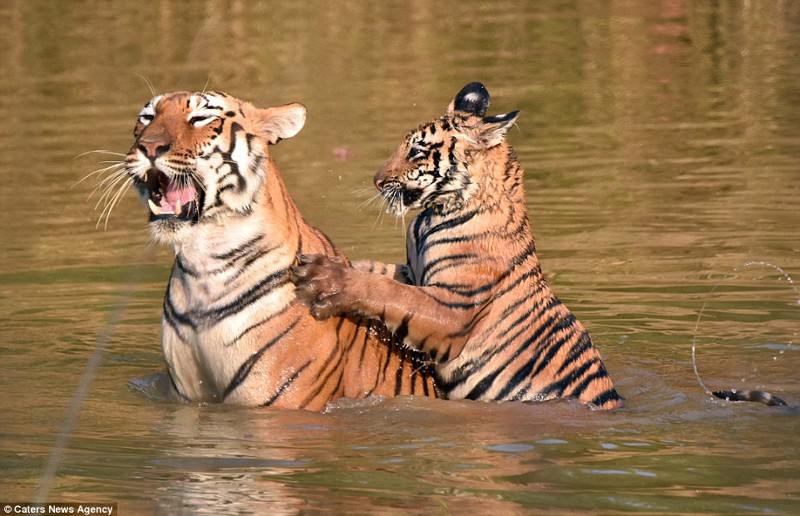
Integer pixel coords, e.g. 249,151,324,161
447,82,491,117
473,110,520,147
256,102,307,144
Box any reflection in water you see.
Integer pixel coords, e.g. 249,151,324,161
0,0,799,513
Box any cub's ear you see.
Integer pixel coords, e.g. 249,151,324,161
473,110,520,148
447,82,491,117
256,102,307,144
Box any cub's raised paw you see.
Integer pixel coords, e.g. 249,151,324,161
291,254,357,320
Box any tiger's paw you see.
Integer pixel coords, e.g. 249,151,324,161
291,254,359,320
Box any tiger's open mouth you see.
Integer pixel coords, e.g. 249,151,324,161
140,169,202,222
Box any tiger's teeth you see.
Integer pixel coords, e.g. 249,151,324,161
148,199,162,215
175,201,183,216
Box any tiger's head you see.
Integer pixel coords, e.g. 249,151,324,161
125,91,306,243
375,82,519,215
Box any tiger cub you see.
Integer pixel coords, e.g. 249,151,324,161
123,91,437,410
292,82,623,409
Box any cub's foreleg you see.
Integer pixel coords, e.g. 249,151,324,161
292,254,473,362
351,260,414,284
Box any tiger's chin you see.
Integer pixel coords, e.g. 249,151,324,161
146,199,259,246
148,217,197,245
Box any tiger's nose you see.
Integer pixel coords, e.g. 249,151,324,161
138,139,171,160
373,173,386,190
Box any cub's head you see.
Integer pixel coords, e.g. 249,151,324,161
125,91,305,243
375,82,518,215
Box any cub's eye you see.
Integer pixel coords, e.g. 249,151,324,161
407,146,427,161
138,114,154,125
188,114,219,127
408,169,421,180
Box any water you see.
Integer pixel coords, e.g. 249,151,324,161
1,1,799,513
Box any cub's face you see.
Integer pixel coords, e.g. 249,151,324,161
374,82,518,215
125,91,305,243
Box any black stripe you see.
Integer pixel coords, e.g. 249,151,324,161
431,149,441,173
589,388,623,407
568,368,608,399
416,209,480,256
555,331,593,375
167,368,190,401
163,293,197,330
394,364,404,395
223,245,278,285
475,311,570,400
419,253,477,284
528,315,579,379
428,241,536,297
223,318,299,400
448,290,532,340
223,304,290,347
412,210,433,250
176,256,200,277
358,322,371,367
409,366,418,395
466,315,573,400
393,314,412,343
502,314,578,393
421,216,529,255
203,268,290,323
211,234,264,261
538,358,598,400
299,318,347,405
261,360,312,406
442,297,561,391
366,348,394,396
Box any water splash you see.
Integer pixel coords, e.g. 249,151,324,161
691,261,796,406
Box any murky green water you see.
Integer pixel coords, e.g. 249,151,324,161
1,1,799,513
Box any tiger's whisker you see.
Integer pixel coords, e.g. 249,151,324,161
357,190,382,211
75,150,127,159
97,177,133,230
88,170,129,199
94,174,130,210
135,73,157,97
74,163,126,187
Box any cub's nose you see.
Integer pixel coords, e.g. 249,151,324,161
373,173,386,190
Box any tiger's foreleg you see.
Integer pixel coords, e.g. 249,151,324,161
292,254,473,361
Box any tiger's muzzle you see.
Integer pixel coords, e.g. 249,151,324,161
135,168,203,223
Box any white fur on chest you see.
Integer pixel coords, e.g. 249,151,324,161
160,218,296,400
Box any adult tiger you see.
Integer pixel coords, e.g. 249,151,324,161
123,91,437,410
292,82,623,409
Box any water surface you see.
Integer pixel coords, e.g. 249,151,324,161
1,1,799,513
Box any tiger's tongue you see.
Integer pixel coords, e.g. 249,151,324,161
160,183,197,213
